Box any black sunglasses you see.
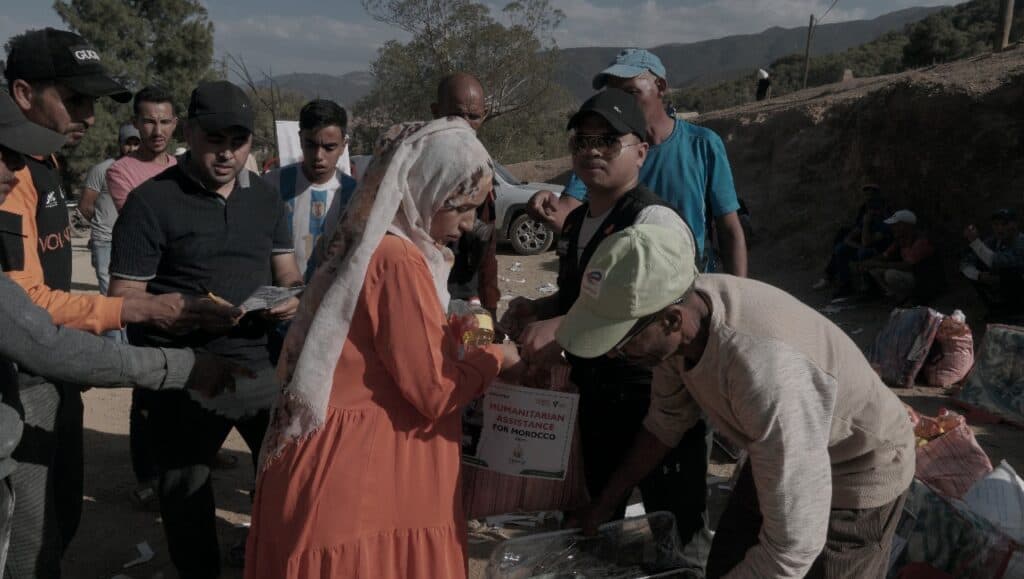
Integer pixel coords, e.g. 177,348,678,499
568,134,640,159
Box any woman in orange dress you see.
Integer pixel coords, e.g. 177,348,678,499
245,119,521,578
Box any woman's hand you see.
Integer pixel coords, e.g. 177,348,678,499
497,342,526,383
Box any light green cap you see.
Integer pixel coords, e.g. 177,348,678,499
556,224,698,359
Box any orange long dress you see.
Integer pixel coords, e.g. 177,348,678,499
246,235,502,578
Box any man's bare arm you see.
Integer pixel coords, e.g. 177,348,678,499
716,211,748,277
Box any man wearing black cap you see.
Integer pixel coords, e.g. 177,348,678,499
109,80,302,578
527,48,746,277
1,28,229,577
963,208,1024,320
0,92,245,578
502,89,711,571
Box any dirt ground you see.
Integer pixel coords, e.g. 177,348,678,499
61,226,1024,577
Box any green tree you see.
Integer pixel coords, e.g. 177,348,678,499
50,0,217,185
354,0,571,163
903,13,971,66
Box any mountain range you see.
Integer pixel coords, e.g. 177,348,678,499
269,6,945,106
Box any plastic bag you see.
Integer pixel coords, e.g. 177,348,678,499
889,480,1022,578
485,511,700,579
912,408,966,444
922,313,975,387
956,324,1024,427
915,412,993,499
870,307,943,388
963,460,1024,543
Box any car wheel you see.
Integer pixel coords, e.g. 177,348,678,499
509,213,554,255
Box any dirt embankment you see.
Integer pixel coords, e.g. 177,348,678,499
506,156,572,186
696,45,1024,269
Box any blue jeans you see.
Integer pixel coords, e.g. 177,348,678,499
88,238,125,343
88,238,111,296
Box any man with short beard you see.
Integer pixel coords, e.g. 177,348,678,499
104,86,184,507
0,28,220,577
110,81,303,579
107,85,180,211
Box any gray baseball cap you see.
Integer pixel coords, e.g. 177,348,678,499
118,123,141,145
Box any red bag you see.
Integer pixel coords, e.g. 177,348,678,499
915,419,993,499
922,316,975,387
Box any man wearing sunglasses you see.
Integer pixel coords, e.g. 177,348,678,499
502,89,711,570
557,224,914,579
527,48,746,276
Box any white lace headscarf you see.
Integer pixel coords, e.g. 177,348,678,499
259,118,493,471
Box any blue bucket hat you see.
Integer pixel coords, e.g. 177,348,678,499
592,48,667,90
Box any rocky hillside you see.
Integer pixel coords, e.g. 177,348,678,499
266,71,375,107
555,6,942,101
696,45,1024,269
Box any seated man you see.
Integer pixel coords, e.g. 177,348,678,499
815,185,891,296
855,209,934,302
556,224,914,579
962,208,1024,319
823,197,890,298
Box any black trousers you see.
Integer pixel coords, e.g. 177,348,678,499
577,382,709,549
129,389,158,484
148,390,269,579
707,463,908,578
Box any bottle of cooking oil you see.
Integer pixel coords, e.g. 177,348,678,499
461,298,495,346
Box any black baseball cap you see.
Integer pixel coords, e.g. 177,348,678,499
0,93,66,155
4,28,130,103
567,89,647,139
187,81,254,133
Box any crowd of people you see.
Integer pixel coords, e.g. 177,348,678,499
0,24,948,579
812,183,1024,321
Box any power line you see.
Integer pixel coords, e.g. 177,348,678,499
817,0,842,26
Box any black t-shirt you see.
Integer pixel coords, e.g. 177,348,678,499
110,164,293,363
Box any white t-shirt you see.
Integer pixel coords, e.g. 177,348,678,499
264,163,357,276
576,204,692,265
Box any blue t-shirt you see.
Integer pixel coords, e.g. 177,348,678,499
563,119,740,267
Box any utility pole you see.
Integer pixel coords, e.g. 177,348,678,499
802,14,815,89
995,0,1015,52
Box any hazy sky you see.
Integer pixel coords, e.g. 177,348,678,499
3,0,955,77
